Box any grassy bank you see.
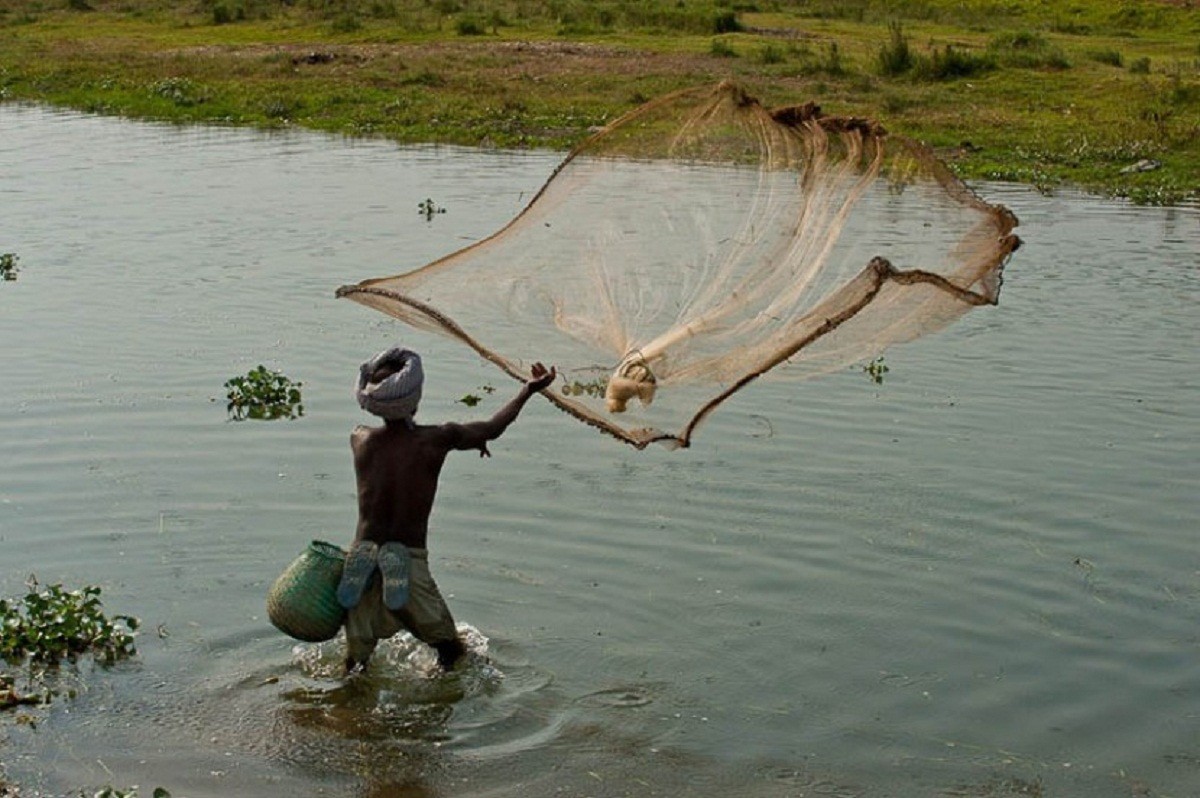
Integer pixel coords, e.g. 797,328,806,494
2,0,1198,203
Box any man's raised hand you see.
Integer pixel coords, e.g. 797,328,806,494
527,363,556,393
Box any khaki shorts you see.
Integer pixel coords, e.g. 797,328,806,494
343,548,458,663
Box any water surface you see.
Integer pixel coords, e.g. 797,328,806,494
1,106,1197,798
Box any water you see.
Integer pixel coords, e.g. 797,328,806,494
1,105,1197,798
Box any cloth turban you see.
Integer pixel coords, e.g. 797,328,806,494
356,347,423,422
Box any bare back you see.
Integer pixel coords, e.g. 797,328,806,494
351,422,459,549
350,361,554,550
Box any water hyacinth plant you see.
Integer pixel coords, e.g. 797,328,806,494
418,197,446,221
863,356,890,385
1,579,139,711
0,581,138,667
0,253,19,281
224,365,304,420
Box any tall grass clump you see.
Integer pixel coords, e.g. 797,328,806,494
759,43,786,65
913,45,995,81
712,10,742,35
203,0,280,24
821,42,845,75
710,38,738,58
210,0,240,25
988,30,1070,70
455,15,486,35
877,23,998,80
550,1,741,35
330,11,362,33
1088,48,1123,68
876,21,914,77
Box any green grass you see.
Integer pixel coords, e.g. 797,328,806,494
1,0,1198,202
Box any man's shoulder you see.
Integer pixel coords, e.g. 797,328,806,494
417,421,468,444
353,422,458,447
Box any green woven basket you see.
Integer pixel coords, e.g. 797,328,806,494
267,540,347,643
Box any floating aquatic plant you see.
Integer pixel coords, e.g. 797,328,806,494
1,579,139,712
863,357,890,385
224,365,304,420
0,253,19,282
458,384,497,407
0,580,138,667
418,198,446,221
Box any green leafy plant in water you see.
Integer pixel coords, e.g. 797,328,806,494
0,580,138,667
863,356,889,385
0,252,19,281
1,579,139,711
418,198,446,220
458,384,495,407
224,365,303,420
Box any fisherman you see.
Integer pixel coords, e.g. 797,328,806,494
338,347,555,674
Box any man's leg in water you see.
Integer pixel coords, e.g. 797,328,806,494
343,581,394,675
401,551,465,671
344,624,379,675
434,638,466,671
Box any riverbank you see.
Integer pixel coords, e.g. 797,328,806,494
1,0,1197,203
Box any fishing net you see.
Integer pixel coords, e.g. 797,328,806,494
337,81,1019,449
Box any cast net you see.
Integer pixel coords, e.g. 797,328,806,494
337,81,1019,449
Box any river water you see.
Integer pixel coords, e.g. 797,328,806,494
0,105,1196,798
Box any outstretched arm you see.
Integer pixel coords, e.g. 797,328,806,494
444,363,556,457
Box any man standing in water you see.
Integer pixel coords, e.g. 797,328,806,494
338,347,555,674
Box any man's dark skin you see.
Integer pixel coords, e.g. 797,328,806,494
348,362,555,670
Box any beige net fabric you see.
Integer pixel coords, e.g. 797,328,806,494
337,82,1019,449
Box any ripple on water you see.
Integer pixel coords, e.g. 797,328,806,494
577,685,657,709
144,622,581,785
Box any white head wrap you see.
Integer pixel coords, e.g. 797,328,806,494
355,347,423,422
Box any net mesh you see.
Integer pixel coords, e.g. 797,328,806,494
338,82,1020,449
